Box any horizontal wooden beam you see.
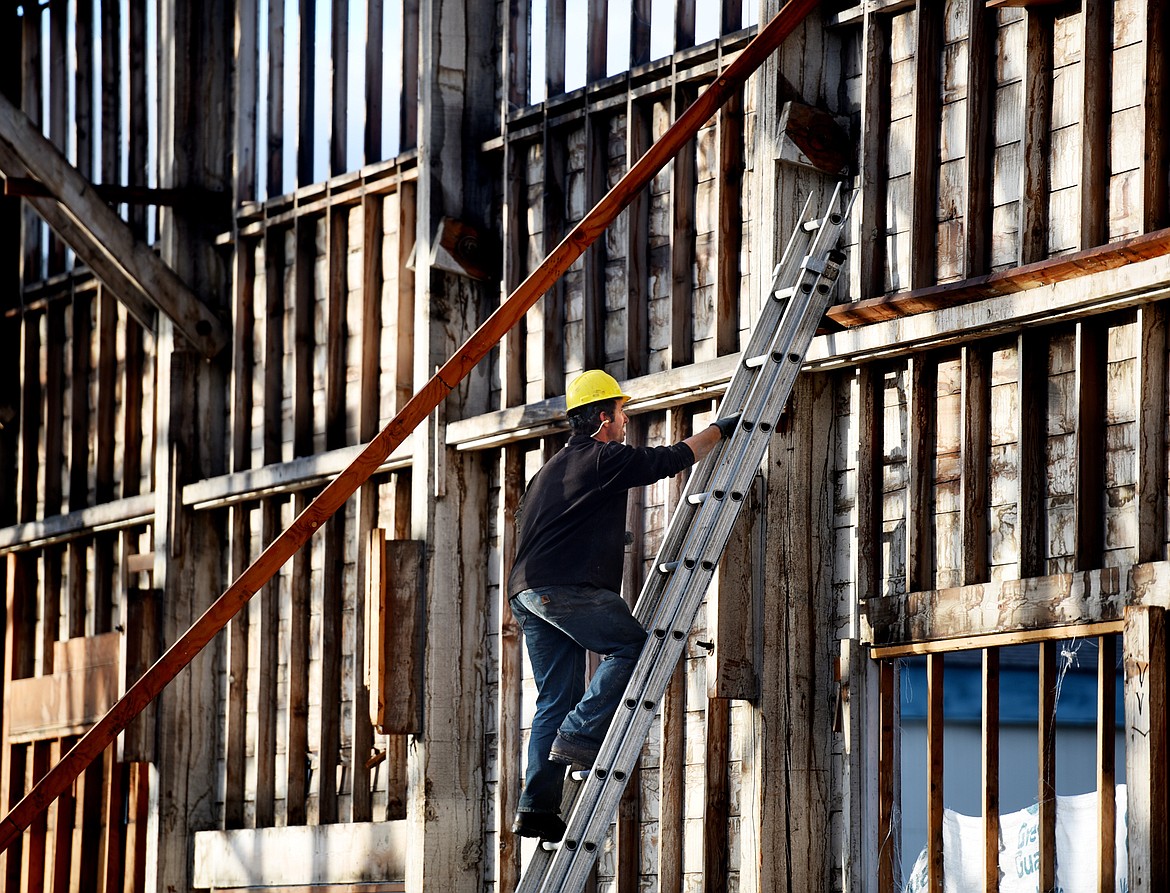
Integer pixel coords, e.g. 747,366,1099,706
827,227,1170,329
868,561,1170,649
0,493,155,552
0,91,227,358
192,823,407,887
181,441,413,510
870,620,1125,659
810,250,1170,369
2,176,224,208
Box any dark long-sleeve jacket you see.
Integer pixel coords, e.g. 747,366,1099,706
507,432,696,596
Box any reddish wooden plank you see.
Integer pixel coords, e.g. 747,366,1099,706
827,228,1170,331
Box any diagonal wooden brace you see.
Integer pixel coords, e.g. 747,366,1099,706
0,90,228,359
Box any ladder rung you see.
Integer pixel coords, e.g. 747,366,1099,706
570,769,590,782
744,354,766,368
686,492,707,505
541,841,560,852
773,286,795,301
657,560,679,574
801,216,822,232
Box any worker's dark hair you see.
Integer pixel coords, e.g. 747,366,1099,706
567,398,616,436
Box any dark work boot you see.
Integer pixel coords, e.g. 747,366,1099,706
512,810,567,842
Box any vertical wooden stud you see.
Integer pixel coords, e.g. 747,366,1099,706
46,0,67,274
586,0,607,83
907,354,936,592
75,0,94,182
546,0,566,97
624,98,650,379
497,446,524,892
504,0,528,110
911,2,941,289
1075,320,1106,570
1038,640,1057,892
926,654,944,893
1019,9,1052,265
127,0,147,236
1098,634,1117,893
297,0,316,186
20,11,42,284
877,660,897,893
1136,303,1168,563
266,0,285,197
502,140,528,407
293,217,316,459
286,491,311,826
584,113,607,370
671,86,696,369
1017,331,1047,578
542,126,567,398
703,695,731,893
631,0,652,67
715,87,744,358
100,0,122,190
1143,0,1170,231
400,0,419,150
1124,605,1169,890
961,344,990,585
364,0,384,162
331,0,348,176
233,0,259,204
964,1,993,277
859,12,890,301
1079,0,1109,248
982,648,1000,893
675,0,696,51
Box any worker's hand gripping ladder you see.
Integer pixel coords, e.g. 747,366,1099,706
516,182,855,893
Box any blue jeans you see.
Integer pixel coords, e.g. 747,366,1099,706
509,584,647,815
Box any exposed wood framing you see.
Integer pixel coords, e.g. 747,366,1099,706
1098,634,1117,893
910,3,940,289
1038,640,1056,889
0,92,226,357
926,654,943,893
960,345,990,584
1019,8,1052,264
671,85,697,368
1075,320,1106,569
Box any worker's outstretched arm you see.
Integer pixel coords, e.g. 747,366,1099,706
684,415,740,462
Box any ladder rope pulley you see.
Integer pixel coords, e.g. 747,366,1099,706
516,182,855,893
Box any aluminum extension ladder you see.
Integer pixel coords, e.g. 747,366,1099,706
516,182,855,893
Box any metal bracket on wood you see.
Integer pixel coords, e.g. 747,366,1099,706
0,91,229,359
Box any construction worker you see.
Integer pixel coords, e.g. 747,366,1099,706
508,369,739,842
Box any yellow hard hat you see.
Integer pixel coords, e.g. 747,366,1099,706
565,370,632,412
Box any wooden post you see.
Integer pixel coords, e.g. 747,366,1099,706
1124,605,1169,890
910,2,941,289
1019,8,1052,265
1075,321,1106,570
759,372,835,889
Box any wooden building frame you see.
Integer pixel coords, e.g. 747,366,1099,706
0,1,1168,892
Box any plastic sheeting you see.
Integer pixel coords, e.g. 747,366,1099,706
905,787,1128,892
